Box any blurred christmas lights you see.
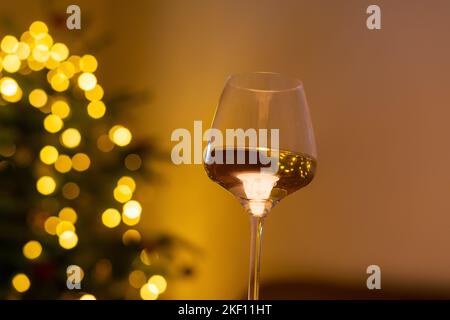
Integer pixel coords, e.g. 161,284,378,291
101,209,121,228
22,241,42,260
0,21,155,300
12,274,30,293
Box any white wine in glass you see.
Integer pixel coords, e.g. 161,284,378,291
204,72,317,300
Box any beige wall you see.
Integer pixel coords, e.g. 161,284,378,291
2,0,450,298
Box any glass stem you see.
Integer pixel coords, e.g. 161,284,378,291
248,214,265,300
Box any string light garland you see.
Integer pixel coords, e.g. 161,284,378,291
0,21,163,300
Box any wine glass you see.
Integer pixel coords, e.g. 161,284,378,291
204,72,317,300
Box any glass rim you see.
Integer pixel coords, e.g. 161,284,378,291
226,72,303,93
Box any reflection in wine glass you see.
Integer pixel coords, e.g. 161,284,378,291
237,173,279,216
204,72,317,299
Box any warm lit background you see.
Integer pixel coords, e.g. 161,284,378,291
2,0,450,299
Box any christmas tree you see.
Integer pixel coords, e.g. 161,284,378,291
0,20,193,300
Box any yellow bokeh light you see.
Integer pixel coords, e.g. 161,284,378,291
12,273,31,293
80,54,98,73
58,230,78,250
54,154,72,173
36,34,53,47
148,274,167,294
129,270,147,289
47,69,57,82
108,125,120,140
44,216,60,235
2,87,23,103
85,85,104,101
87,100,106,119
58,61,75,78
78,72,97,91
32,45,50,63
16,42,31,60
60,128,81,148
110,126,132,147
51,100,70,119
1,35,19,53
72,153,90,172
20,31,34,46
67,55,81,73
50,43,69,62
140,250,151,265
140,283,159,300
58,207,77,224
43,114,63,133
148,275,167,294
45,57,59,70
80,294,96,300
97,134,114,152
27,57,45,71
122,229,141,245
58,207,78,224
2,54,21,73
123,200,142,219
46,69,56,83
56,221,75,236
22,240,43,260
0,77,19,96
50,73,69,92
39,145,59,165
36,176,56,195
101,208,121,228
62,182,80,200
28,89,48,108
114,185,133,203
118,176,136,193
29,21,48,39
122,213,140,227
